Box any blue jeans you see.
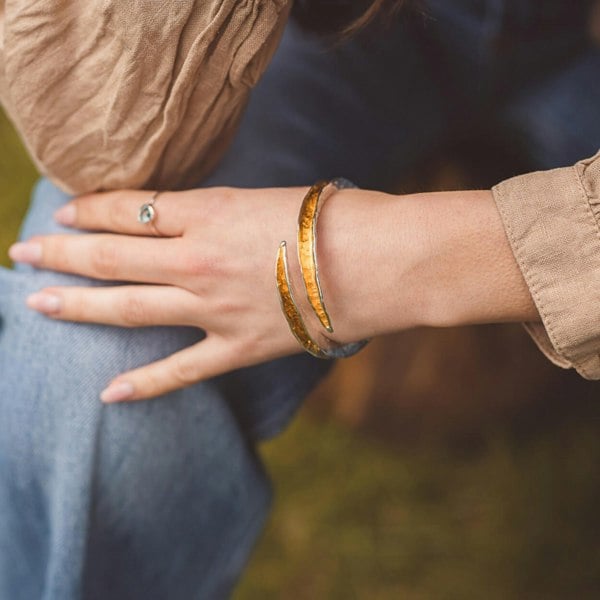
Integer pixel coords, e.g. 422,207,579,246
1,1,599,598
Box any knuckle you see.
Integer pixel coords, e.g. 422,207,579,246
90,240,119,278
109,196,132,230
201,187,236,224
181,252,223,278
209,186,236,206
172,356,201,386
69,198,84,223
235,335,262,358
76,191,131,230
43,236,68,269
142,368,165,396
212,299,240,317
74,195,103,228
119,293,148,326
61,289,85,320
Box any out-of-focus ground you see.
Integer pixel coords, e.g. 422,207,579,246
1,113,599,599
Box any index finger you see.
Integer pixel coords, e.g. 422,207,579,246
54,189,188,237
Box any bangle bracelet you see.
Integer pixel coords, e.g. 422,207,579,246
276,241,329,358
297,177,356,333
276,240,368,359
275,179,370,360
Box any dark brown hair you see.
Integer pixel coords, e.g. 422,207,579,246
292,0,408,37
343,0,408,35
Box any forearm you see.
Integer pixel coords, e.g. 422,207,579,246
406,189,540,328
318,188,540,343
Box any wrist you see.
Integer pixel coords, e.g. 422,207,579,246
313,188,429,342
311,187,539,343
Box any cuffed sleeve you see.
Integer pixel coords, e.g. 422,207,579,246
492,150,600,379
0,0,291,194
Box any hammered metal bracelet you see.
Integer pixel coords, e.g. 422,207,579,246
297,177,357,333
276,240,329,358
275,179,370,360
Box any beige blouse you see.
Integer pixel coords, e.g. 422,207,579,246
0,0,290,192
0,0,599,379
493,151,600,380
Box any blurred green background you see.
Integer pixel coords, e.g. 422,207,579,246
1,112,599,600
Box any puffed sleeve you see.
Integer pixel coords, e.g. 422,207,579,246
0,0,291,194
492,150,600,379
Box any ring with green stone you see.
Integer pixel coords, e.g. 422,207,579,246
138,191,162,235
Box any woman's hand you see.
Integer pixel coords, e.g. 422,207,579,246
8,187,329,403
8,184,538,403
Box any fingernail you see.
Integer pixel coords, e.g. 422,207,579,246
26,292,62,314
8,241,42,264
54,204,76,226
101,381,135,403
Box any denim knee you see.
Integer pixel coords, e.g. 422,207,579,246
0,180,273,599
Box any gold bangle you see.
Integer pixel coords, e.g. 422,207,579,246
275,179,370,360
297,181,334,332
275,241,328,358
297,178,358,334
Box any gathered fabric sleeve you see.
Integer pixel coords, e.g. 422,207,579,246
0,0,291,194
492,150,600,379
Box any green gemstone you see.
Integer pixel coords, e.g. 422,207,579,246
138,203,155,224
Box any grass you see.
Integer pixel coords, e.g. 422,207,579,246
235,413,600,599
0,111,599,599
0,113,37,260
